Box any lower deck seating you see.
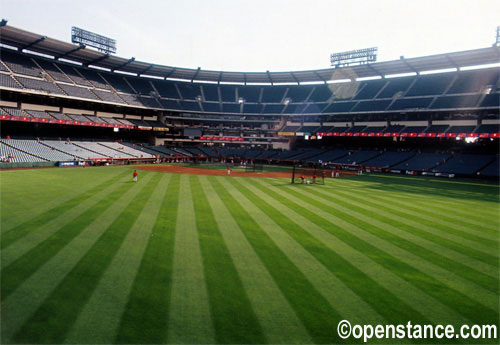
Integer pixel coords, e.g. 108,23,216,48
99,142,155,158
43,140,109,159
479,156,499,177
434,154,495,175
391,153,451,171
305,149,348,163
362,151,415,167
1,139,76,161
333,150,381,164
73,141,136,158
0,141,43,162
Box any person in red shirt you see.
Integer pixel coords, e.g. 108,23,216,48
227,166,231,175
300,175,305,184
133,169,138,182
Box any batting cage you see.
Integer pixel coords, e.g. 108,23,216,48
291,166,329,184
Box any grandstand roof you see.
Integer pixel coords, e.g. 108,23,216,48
1,24,499,84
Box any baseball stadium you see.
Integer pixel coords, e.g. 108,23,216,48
0,3,499,344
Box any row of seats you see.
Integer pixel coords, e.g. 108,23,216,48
0,137,497,176
1,47,498,114
282,123,500,134
160,146,498,176
0,139,154,161
0,107,162,128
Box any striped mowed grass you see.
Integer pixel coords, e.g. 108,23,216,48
0,165,498,344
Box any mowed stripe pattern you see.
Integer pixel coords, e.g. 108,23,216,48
1,167,498,344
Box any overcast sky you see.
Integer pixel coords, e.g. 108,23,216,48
2,0,499,72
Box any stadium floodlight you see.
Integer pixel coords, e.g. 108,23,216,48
330,47,378,67
71,27,116,54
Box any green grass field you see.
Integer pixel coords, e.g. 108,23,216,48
1,165,498,344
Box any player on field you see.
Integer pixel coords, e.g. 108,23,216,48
227,166,231,175
133,169,138,182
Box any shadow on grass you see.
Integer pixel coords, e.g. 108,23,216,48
352,174,499,204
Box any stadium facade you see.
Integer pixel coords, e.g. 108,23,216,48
0,24,499,177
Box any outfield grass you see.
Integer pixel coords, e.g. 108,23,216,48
0,166,498,344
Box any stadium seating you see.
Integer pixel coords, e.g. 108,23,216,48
305,149,348,163
25,110,52,119
78,69,111,90
434,154,495,175
15,76,64,94
2,139,75,161
0,49,42,77
353,79,387,100
479,156,499,177
42,140,109,159
0,73,22,89
363,151,415,167
425,125,449,133
406,73,455,96
333,150,381,164
35,59,73,83
320,101,352,113
93,89,126,104
351,99,392,112
376,76,414,98
58,84,99,100
391,152,451,171
102,74,135,94
447,69,499,94
0,140,42,162
99,142,155,158
475,124,499,134
1,47,498,117
261,86,286,103
430,94,481,109
56,64,93,86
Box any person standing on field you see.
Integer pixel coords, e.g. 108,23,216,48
227,166,231,175
133,169,138,182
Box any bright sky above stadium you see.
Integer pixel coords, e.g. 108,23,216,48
2,0,499,72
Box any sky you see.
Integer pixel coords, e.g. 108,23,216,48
1,0,499,72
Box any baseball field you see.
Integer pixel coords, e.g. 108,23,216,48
1,165,498,344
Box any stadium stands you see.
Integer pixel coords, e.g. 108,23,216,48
2,139,76,161
0,28,498,178
1,46,498,117
363,151,415,167
0,73,22,89
480,156,500,177
392,152,452,171
333,150,381,164
434,154,495,175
